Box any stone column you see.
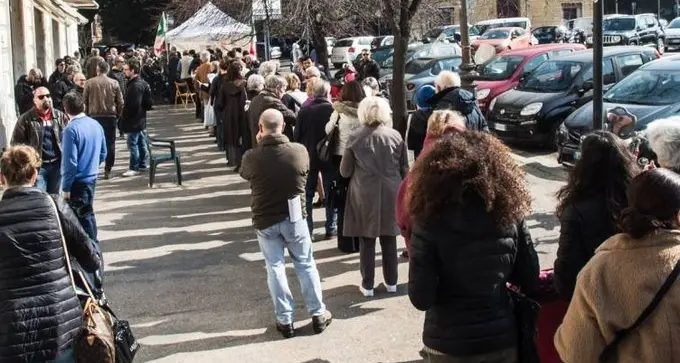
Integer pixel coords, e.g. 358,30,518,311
21,0,36,72
41,11,54,76
0,0,16,150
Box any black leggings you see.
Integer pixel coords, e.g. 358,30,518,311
360,236,398,290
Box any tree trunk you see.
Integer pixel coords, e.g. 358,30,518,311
312,15,330,77
390,8,411,136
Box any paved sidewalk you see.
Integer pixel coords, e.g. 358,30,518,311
95,105,564,363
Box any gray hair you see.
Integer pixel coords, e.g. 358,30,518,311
305,66,321,79
200,50,211,63
247,74,265,91
91,48,99,56
264,75,287,92
96,59,110,74
309,79,330,98
358,96,392,127
361,77,379,91
435,71,461,90
259,60,278,78
645,116,680,170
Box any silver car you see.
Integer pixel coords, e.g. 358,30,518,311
666,17,680,51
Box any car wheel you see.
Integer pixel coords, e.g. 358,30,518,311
544,122,561,151
657,38,665,54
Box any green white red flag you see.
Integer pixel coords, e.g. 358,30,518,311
154,12,167,56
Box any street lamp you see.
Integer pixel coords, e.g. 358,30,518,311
458,0,477,95
592,0,604,130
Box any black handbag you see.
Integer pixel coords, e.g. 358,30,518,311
509,288,541,363
101,303,140,363
599,259,680,362
316,115,340,163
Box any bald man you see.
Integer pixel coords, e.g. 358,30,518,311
11,86,69,194
240,108,332,338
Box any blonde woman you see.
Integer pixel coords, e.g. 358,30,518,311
282,73,307,112
0,145,101,363
340,96,409,297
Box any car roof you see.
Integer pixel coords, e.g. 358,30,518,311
476,17,530,25
640,55,680,71
486,27,521,31
498,44,584,57
338,36,373,41
550,46,654,62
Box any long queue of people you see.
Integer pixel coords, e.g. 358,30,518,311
238,59,680,362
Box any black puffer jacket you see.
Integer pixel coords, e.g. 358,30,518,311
429,87,489,132
554,195,620,301
408,196,540,357
0,188,101,363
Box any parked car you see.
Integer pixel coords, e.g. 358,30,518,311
532,26,570,44
557,55,680,165
330,36,374,69
475,17,532,35
586,13,666,54
472,27,533,54
487,46,659,148
421,24,480,43
371,36,394,49
475,43,586,113
256,43,282,61
665,17,680,51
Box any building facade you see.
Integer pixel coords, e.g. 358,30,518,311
465,0,594,27
0,0,96,150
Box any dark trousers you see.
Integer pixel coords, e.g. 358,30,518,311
94,116,117,172
69,180,97,241
305,162,337,235
420,347,517,363
36,161,61,195
360,236,398,290
332,155,360,253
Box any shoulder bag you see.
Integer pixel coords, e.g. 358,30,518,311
599,259,680,362
316,114,341,163
49,197,116,363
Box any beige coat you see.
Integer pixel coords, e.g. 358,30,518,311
340,125,409,238
555,230,680,363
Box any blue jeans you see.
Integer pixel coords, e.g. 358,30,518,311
127,131,148,171
36,161,61,195
46,347,74,363
305,164,337,234
256,218,326,325
69,180,97,241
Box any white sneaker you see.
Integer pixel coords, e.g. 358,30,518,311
359,286,374,297
122,170,140,177
385,284,398,293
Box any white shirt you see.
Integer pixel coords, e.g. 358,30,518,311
180,56,194,79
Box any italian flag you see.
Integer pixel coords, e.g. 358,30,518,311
154,12,167,56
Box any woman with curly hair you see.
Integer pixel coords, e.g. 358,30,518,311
407,132,540,362
554,131,640,301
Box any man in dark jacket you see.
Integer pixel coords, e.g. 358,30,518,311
11,86,69,194
357,49,381,81
120,59,152,177
294,79,337,238
240,108,332,339
109,56,128,138
248,75,296,147
429,71,489,132
52,65,77,111
14,68,46,115
48,58,66,87
167,47,181,103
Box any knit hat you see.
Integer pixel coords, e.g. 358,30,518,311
416,85,436,109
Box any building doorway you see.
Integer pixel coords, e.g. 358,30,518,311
34,8,46,73
497,0,520,18
9,0,25,81
562,3,583,22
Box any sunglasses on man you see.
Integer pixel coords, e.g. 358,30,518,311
37,94,51,100
361,53,369,57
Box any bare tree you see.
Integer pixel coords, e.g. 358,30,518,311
383,0,423,134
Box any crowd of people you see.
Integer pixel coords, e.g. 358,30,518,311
6,40,680,363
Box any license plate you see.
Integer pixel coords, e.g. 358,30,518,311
671,39,680,44
574,151,581,160
494,123,508,131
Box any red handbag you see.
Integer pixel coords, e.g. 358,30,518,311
534,269,569,363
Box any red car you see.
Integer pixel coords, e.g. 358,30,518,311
476,44,587,114
472,27,533,54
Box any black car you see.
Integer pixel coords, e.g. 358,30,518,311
586,14,666,54
557,55,680,165
532,26,570,44
487,46,659,148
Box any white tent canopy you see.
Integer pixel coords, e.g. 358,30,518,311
166,2,252,51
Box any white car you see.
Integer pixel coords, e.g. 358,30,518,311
666,17,680,51
474,17,538,44
330,36,374,69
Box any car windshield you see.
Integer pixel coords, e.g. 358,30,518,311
336,39,353,47
604,70,680,106
405,59,435,74
424,28,444,38
669,18,680,28
480,29,510,39
479,55,525,80
372,47,394,64
603,18,636,31
520,61,584,92
478,21,527,34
